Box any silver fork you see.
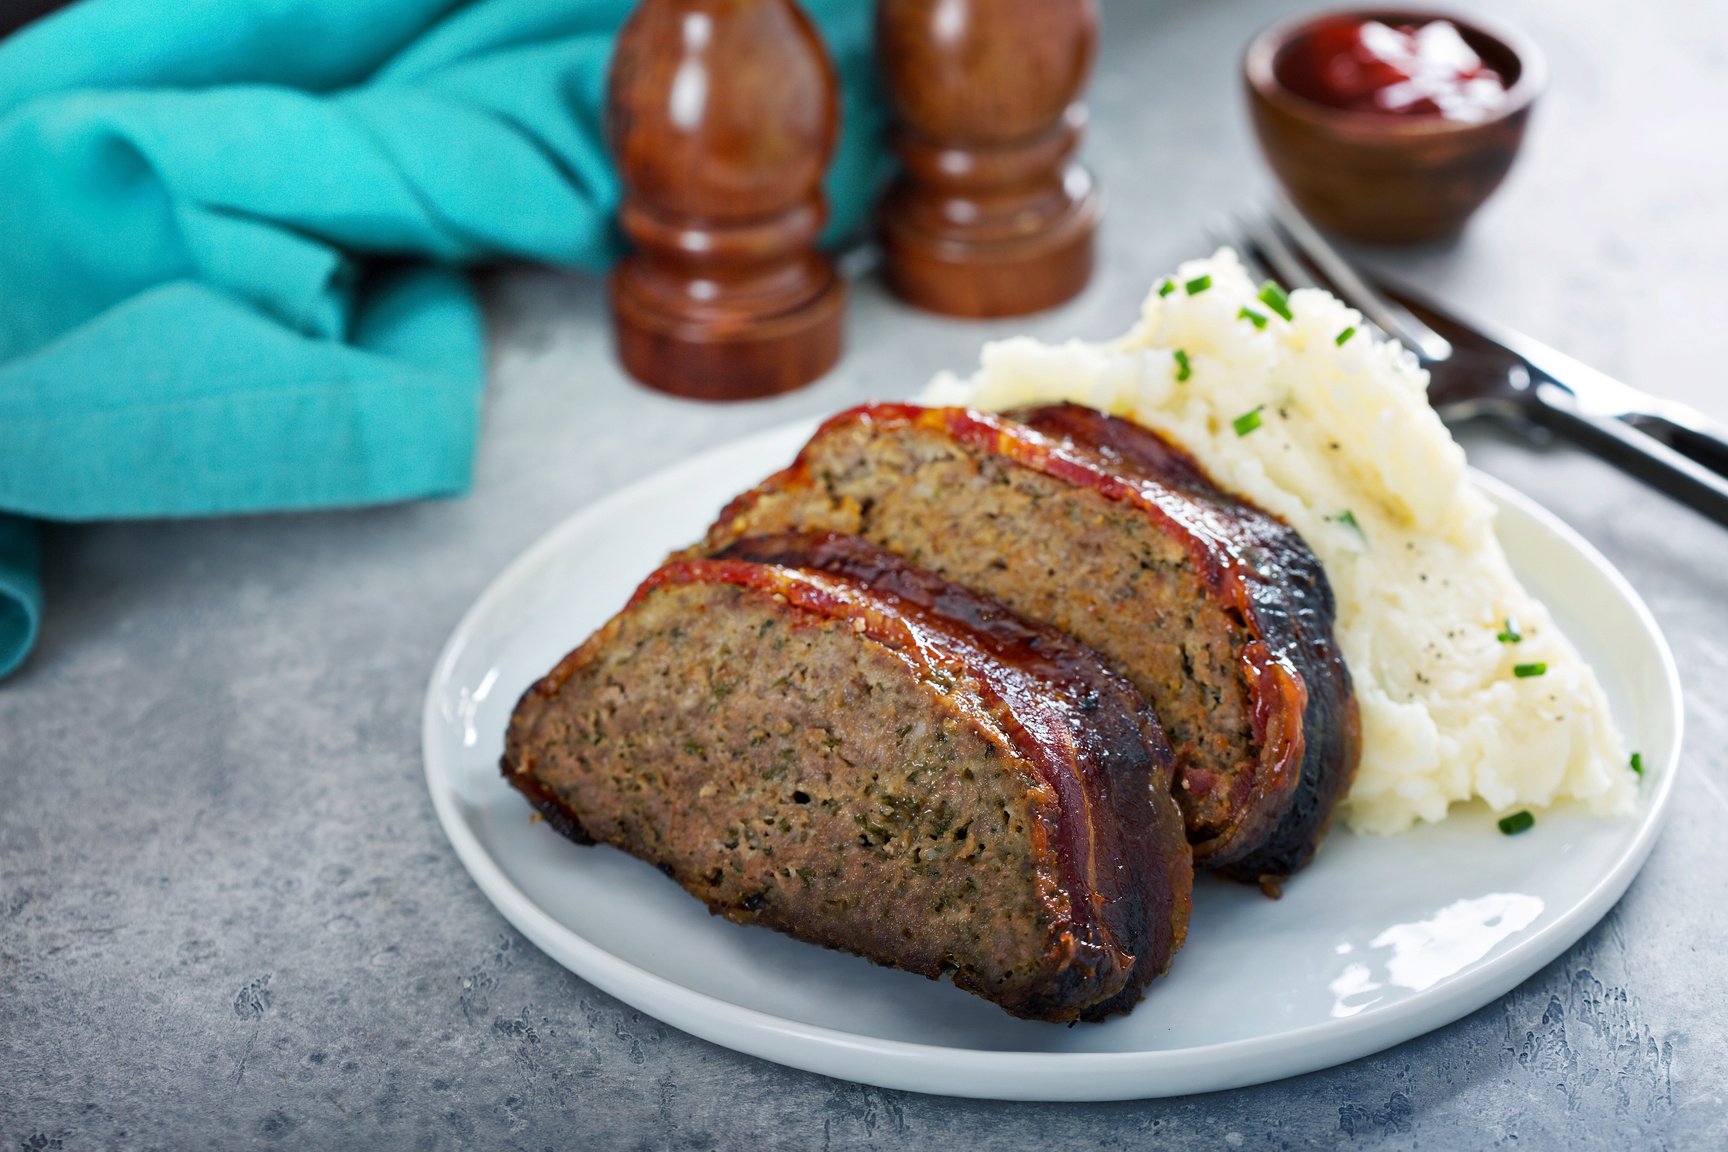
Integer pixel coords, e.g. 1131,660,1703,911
1211,201,1728,527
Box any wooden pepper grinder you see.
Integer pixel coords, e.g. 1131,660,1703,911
607,0,844,400
876,0,1102,318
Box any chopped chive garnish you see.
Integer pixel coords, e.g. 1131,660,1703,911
1630,752,1644,776
1158,279,1176,298
1336,326,1357,346
1184,274,1212,296
1258,280,1293,321
1334,509,1362,535
1496,617,1522,644
1513,662,1548,679
1233,406,1264,436
1173,349,1192,382
1238,306,1268,330
1498,810,1535,836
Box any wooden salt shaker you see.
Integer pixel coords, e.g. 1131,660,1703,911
876,0,1102,318
607,0,844,400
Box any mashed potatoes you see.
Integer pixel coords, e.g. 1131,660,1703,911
921,250,1636,834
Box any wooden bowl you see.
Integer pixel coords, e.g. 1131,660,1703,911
1244,8,1545,244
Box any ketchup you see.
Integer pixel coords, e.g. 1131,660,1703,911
1279,18,1509,122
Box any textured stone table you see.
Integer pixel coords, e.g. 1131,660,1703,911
4,0,1725,1147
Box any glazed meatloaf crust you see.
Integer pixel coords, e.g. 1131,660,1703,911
502,532,1191,1022
698,403,1361,884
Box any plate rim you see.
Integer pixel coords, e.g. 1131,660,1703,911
422,420,1681,1101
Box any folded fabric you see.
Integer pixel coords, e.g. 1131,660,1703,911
0,515,41,679
0,0,890,680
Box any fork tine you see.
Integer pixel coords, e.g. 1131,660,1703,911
1233,208,1322,294
1269,198,1454,362
1204,213,1274,285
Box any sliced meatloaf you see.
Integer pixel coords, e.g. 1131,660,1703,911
502,532,1191,1022
697,403,1360,885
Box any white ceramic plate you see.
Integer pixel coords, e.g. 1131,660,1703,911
423,418,1680,1102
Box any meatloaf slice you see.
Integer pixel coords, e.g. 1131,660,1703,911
697,403,1360,885
502,533,1191,1022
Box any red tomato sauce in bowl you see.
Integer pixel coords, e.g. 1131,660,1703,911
1276,17,1510,122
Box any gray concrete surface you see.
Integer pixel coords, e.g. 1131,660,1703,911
4,0,1726,1147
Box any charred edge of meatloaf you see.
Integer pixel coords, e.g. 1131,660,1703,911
718,532,1193,1017
700,402,1358,882
1012,404,1361,883
500,562,1139,1021
508,765,597,846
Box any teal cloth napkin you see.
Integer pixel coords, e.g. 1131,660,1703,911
0,0,888,680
